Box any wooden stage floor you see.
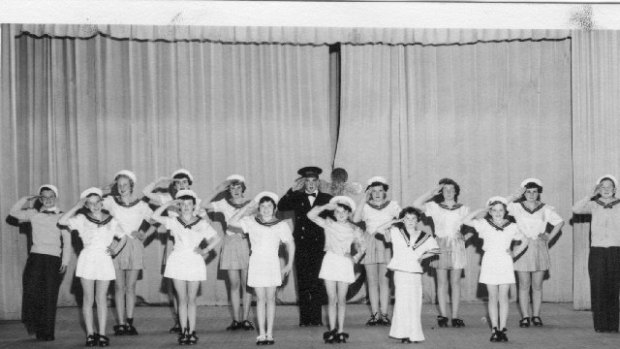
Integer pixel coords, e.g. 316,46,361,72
0,302,617,348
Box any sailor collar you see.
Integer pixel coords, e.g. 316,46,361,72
594,198,620,209
484,217,512,231
367,200,391,210
113,196,142,208
84,213,113,226
176,216,202,229
255,216,282,227
438,202,463,211
226,197,250,209
519,201,546,214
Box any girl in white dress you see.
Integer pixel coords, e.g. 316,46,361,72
308,196,365,344
413,178,470,328
58,188,128,347
142,169,202,333
150,189,221,345
463,197,528,342
203,174,254,331
229,192,295,346
102,170,153,336
376,207,439,344
353,176,401,326
506,178,564,328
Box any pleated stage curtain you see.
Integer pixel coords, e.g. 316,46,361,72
0,25,333,317
335,39,573,303
571,30,620,310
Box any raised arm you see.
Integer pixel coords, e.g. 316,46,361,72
462,208,486,227
142,177,173,206
228,201,257,229
412,185,442,211
374,218,401,242
505,187,526,203
58,198,86,227
9,195,38,220
352,190,370,223
202,180,231,210
277,178,304,211
150,199,178,226
307,203,336,228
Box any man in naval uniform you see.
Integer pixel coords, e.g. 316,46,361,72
278,166,333,326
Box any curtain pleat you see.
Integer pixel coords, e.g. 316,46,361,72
336,39,573,303
571,30,620,310
7,33,332,307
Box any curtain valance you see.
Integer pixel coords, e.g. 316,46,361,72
14,24,570,45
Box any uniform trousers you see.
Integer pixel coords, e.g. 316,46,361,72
22,253,62,339
295,240,325,325
588,246,620,332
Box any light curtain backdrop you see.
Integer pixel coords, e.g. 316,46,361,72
335,40,573,303
2,24,619,319
1,25,334,318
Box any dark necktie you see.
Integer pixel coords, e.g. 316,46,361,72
306,193,316,198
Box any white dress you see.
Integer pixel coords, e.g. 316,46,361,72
102,196,153,270
360,201,401,265
211,199,251,270
239,216,293,288
424,201,469,269
472,219,524,285
387,227,438,342
161,216,218,281
67,214,125,280
507,202,562,271
319,220,364,283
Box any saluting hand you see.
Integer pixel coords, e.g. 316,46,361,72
292,177,305,192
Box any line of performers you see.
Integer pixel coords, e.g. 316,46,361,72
7,167,620,347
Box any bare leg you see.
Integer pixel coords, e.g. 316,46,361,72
173,279,188,330
126,269,139,319
531,271,545,317
187,281,200,332
114,268,126,325
80,278,95,335
265,287,276,337
95,280,111,335
364,264,379,316
241,268,252,321
436,269,449,317
228,270,242,322
450,269,462,318
517,271,531,318
486,284,499,329
336,281,349,333
255,287,266,337
324,280,338,330
498,284,510,329
377,263,390,316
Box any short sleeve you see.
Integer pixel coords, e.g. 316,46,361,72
239,216,253,234
278,223,293,243
510,225,524,240
111,219,126,238
544,206,563,226
422,236,439,253
425,201,439,217
210,200,224,213
102,196,115,212
66,214,86,232
472,220,488,239
201,221,218,240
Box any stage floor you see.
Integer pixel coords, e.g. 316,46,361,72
0,303,617,348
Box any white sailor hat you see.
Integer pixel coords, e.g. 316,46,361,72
486,196,508,207
330,196,356,211
38,184,58,197
175,189,198,200
80,187,103,200
367,176,388,186
254,191,279,204
171,169,194,182
520,178,542,188
226,174,246,183
114,169,137,184
597,174,618,188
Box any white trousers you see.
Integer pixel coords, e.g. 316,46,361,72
389,271,424,342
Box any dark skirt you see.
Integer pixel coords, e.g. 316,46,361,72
22,253,62,339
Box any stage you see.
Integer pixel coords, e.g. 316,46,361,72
0,303,616,349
